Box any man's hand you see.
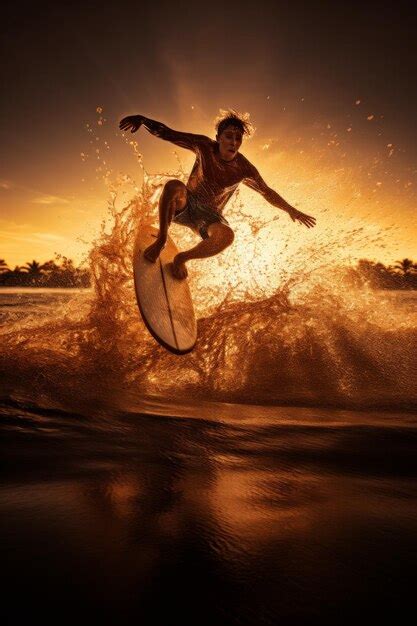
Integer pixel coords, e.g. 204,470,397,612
119,116,143,133
287,206,316,228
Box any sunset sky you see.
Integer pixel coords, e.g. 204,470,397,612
1,1,416,268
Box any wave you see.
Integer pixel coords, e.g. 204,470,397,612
1,168,416,413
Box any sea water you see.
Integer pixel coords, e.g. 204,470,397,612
1,168,417,623
1,285,417,625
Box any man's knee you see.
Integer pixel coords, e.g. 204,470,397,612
209,223,234,248
163,179,187,198
222,226,234,247
162,179,187,213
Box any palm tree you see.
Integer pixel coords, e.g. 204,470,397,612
394,258,415,276
23,260,44,277
0,259,9,273
0,265,25,286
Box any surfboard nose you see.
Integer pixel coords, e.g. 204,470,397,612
133,225,197,354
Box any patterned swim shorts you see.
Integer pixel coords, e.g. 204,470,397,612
172,192,230,239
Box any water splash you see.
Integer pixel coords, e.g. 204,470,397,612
1,139,416,412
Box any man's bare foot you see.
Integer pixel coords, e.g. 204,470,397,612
171,253,188,279
144,238,166,263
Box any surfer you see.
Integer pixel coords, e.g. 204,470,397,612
119,110,316,279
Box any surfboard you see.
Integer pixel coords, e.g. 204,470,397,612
133,224,197,354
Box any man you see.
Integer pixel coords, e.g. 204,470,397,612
119,110,316,279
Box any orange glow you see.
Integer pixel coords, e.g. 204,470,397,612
2,101,416,271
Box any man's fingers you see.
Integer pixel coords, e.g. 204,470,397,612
119,117,138,131
298,215,316,228
119,119,141,133
120,123,137,133
298,213,316,228
289,208,316,227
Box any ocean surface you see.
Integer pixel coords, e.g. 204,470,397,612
1,287,417,624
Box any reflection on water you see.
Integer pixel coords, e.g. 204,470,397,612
0,288,92,323
1,176,417,622
1,397,417,624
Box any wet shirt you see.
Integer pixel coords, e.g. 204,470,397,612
155,125,270,214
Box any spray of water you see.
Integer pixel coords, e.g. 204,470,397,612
1,115,416,412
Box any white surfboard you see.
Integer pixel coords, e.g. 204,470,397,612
133,224,197,354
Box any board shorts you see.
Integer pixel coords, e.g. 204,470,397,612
172,192,230,239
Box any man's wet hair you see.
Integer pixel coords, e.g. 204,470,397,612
215,109,254,138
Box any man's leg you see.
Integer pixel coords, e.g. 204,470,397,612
172,222,234,279
144,179,187,262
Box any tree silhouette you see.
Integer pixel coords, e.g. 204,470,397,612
23,260,44,276
42,259,60,273
394,258,415,275
0,259,9,273
0,258,90,287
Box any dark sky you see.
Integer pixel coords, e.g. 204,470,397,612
1,0,416,264
2,2,416,129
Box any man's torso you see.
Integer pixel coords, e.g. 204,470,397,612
186,139,250,212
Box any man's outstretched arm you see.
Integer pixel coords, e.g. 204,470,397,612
119,115,208,152
243,165,316,229
120,115,168,137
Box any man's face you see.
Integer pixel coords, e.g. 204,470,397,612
217,125,243,161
